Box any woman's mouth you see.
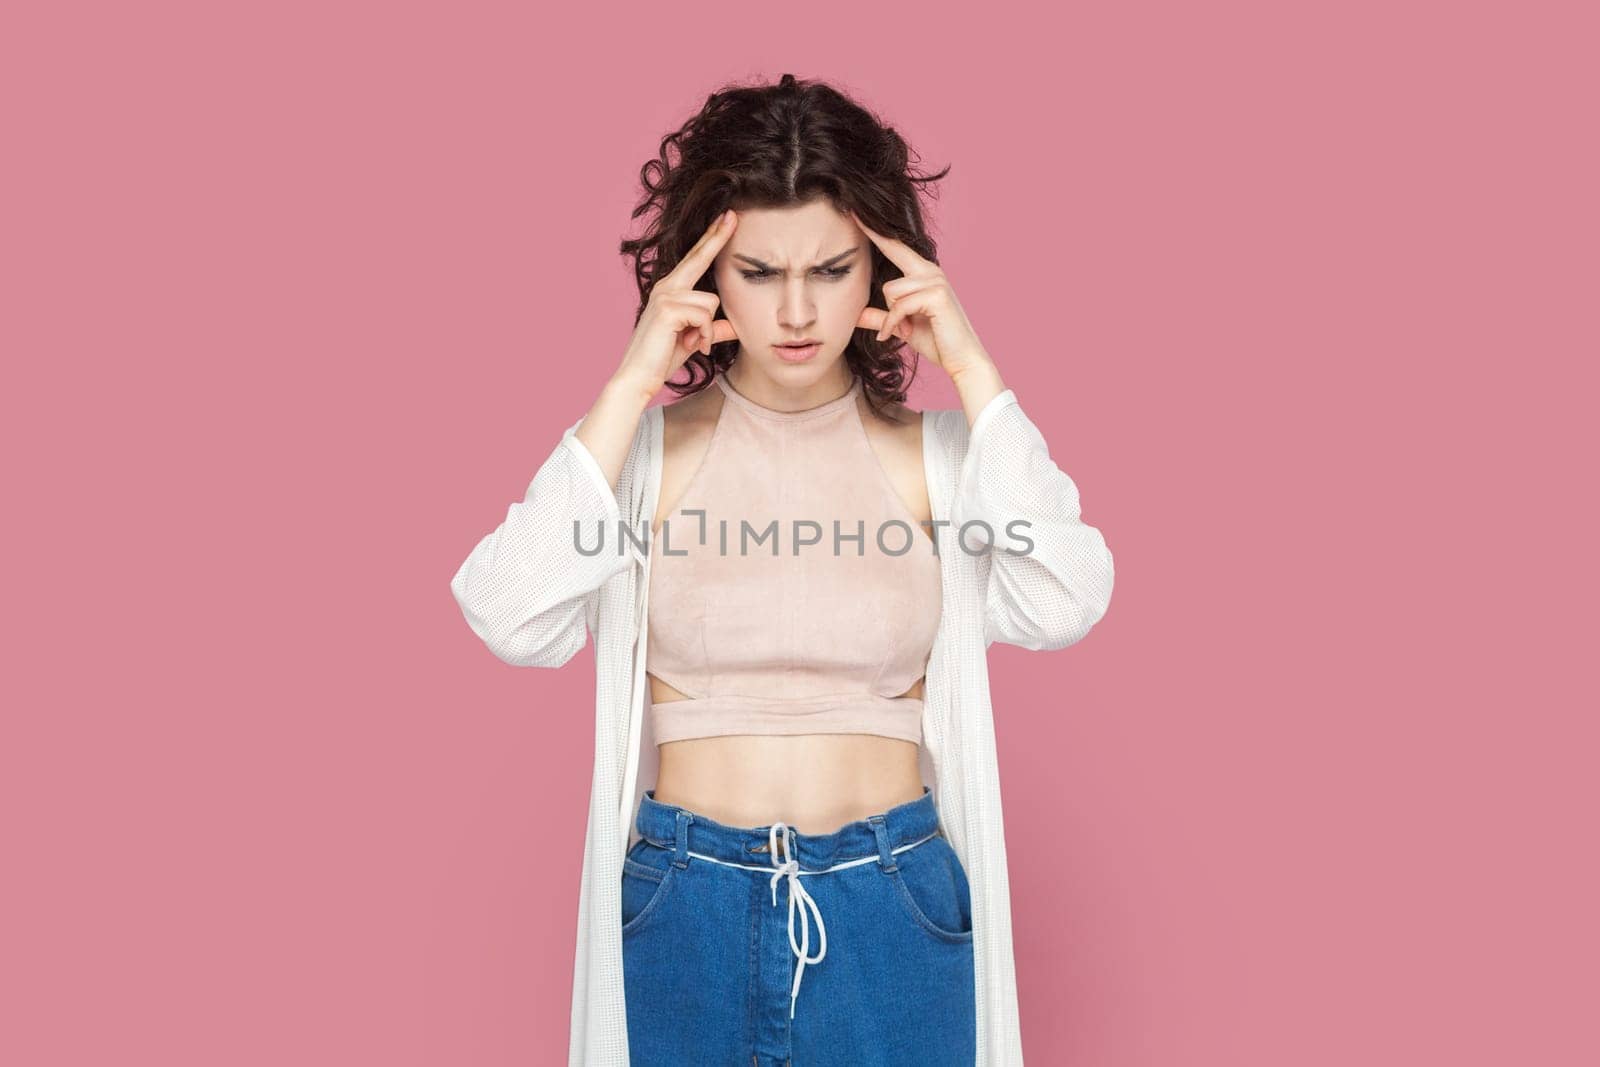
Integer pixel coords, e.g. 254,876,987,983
774,341,821,362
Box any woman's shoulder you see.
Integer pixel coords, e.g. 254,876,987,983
859,390,922,444
656,382,720,457
922,404,970,446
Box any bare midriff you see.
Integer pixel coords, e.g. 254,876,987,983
648,672,928,834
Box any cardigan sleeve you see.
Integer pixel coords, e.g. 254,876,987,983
450,416,637,668
951,389,1116,651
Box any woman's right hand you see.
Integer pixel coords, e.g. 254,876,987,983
613,209,742,396
576,210,742,492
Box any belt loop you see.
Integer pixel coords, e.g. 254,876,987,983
868,814,897,872
673,810,692,869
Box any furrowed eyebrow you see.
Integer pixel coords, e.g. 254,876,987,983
732,246,860,272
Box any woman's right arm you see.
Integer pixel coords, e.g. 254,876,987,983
448,377,656,668
450,210,743,668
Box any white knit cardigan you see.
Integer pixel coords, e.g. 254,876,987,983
451,383,1115,1065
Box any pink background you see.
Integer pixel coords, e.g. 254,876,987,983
5,2,1595,1064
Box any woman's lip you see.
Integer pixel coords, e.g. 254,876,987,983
774,342,821,361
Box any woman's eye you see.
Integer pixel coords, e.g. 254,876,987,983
739,267,853,282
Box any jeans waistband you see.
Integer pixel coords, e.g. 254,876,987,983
634,784,941,870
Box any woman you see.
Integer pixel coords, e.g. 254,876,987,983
451,74,1114,1066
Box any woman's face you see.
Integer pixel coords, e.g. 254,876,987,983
711,198,871,388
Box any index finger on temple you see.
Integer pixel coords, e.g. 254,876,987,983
848,209,922,275
666,210,738,288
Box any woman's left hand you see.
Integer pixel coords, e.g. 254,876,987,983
851,210,994,382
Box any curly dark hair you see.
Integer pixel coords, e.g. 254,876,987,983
618,72,951,416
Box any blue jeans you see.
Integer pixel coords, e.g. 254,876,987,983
621,785,977,1066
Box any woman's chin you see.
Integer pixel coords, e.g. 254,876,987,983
738,347,844,376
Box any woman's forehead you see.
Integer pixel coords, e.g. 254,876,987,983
725,202,856,261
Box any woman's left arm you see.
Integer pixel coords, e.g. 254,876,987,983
849,210,1114,651
950,376,1116,651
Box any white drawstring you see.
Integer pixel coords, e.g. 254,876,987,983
767,821,826,1020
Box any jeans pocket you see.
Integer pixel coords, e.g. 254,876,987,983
621,842,680,937
888,836,974,944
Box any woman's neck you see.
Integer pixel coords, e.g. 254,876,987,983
722,360,855,413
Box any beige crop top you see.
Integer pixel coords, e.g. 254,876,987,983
646,369,943,745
